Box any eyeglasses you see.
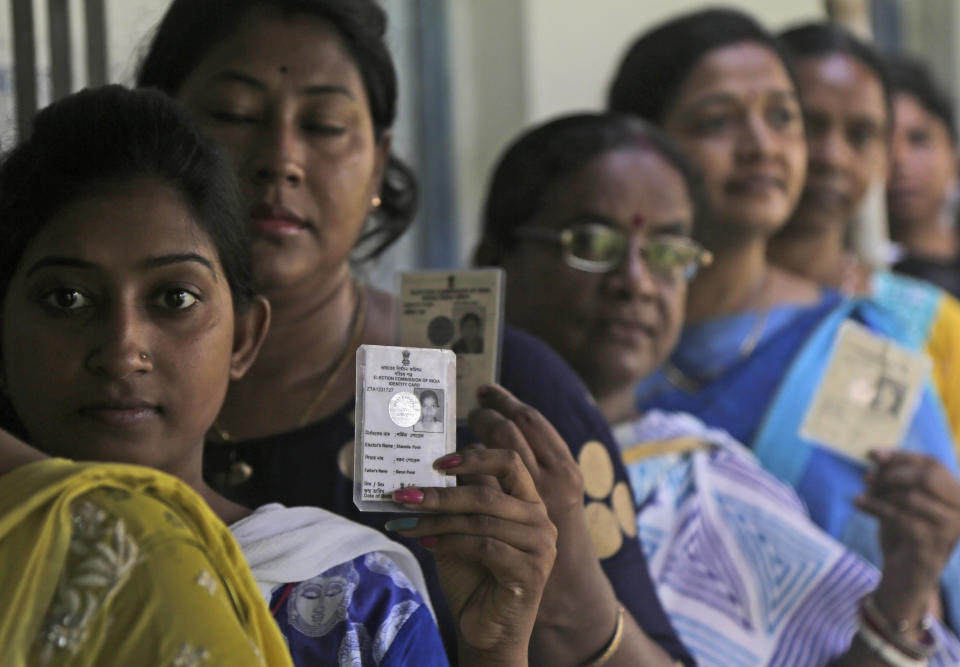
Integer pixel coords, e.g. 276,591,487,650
513,220,712,279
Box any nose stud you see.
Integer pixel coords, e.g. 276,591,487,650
139,352,149,361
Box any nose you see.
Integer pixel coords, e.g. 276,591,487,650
888,135,909,180
810,128,851,174
736,112,777,161
85,302,153,379
250,116,306,187
607,236,658,299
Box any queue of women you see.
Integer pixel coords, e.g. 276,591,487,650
3,1,960,665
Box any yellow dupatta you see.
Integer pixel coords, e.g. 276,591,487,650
0,458,292,666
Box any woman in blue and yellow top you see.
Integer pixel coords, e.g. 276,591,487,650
767,23,960,455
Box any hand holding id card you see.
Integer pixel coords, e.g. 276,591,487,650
354,345,457,512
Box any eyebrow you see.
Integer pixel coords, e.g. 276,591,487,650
25,253,219,281
650,221,693,237
568,214,692,236
212,70,355,99
690,89,799,108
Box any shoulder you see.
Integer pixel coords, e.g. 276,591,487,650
499,327,611,455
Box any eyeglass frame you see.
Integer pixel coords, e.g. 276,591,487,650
511,219,712,279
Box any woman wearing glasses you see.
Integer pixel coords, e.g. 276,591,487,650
477,110,960,666
607,7,960,633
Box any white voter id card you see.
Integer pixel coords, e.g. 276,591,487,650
398,269,504,420
800,320,930,462
354,345,457,512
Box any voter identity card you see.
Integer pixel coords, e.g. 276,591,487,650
800,320,930,462
354,345,457,512
398,269,504,420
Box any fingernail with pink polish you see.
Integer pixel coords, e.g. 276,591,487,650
435,453,462,470
393,488,424,504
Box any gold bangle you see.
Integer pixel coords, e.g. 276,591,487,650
583,605,625,667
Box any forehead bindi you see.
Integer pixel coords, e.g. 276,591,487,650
185,10,364,96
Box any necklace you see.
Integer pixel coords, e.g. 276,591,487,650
296,283,368,427
212,282,368,442
664,269,771,393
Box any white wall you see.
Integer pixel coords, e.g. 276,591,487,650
522,0,825,124
449,0,827,265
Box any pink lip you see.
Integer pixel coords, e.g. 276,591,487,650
79,400,161,426
249,203,309,237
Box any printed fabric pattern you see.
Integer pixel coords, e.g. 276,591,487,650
619,410,960,667
272,553,446,666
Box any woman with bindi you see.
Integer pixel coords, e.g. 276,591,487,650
136,0,690,663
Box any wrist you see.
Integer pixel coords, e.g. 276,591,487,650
872,584,932,636
861,593,935,660
458,642,527,667
582,605,624,667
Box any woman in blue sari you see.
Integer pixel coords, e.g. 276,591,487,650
608,8,960,629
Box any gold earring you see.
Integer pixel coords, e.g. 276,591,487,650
371,195,382,208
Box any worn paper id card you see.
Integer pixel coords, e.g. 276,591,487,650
398,269,504,420
800,320,930,462
354,345,457,512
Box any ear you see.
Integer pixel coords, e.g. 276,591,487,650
229,295,271,381
370,129,393,205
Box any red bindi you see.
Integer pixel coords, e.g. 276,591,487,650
631,214,646,230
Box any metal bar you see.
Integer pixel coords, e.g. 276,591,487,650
11,0,37,137
414,0,457,268
48,0,72,100
84,0,107,86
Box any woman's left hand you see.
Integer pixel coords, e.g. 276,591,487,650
856,450,960,622
389,442,557,665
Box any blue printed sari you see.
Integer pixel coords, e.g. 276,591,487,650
636,290,960,629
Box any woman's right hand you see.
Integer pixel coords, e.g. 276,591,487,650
856,450,960,627
388,445,557,665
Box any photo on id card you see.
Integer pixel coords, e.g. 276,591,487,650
397,269,504,421
354,345,457,512
800,320,930,462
